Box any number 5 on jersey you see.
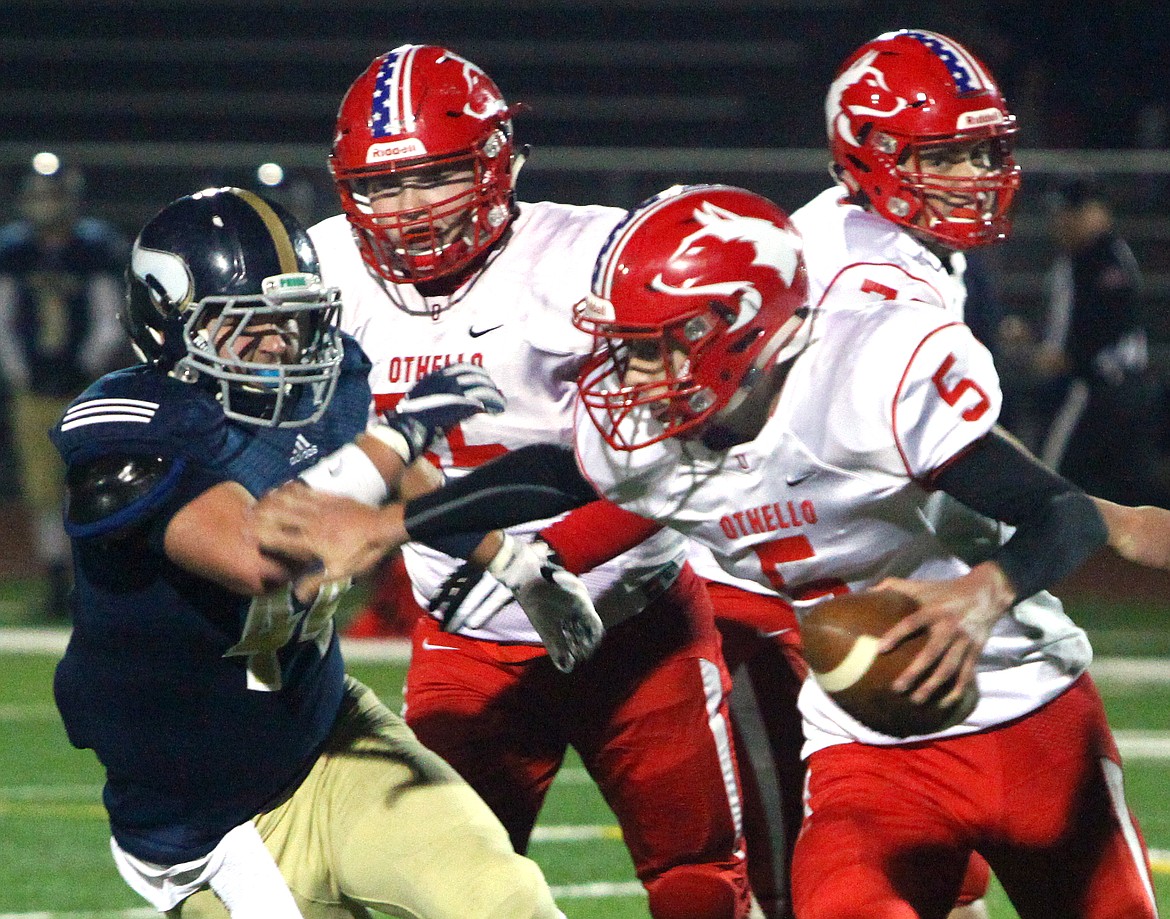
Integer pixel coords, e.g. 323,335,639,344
751,535,849,602
932,353,991,421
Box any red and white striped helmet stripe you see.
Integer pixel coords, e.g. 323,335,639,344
592,185,694,299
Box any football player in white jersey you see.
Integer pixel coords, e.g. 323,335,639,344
794,28,1020,318
717,28,1023,915
566,184,1158,919
255,183,1161,919
303,46,753,919
683,29,1024,916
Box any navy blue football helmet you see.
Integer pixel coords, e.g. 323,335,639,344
124,187,343,427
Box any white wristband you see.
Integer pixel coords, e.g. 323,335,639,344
364,421,415,465
486,533,522,581
298,442,389,507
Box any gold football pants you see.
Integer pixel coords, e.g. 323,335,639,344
169,677,560,919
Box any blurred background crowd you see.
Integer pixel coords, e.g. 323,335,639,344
2,0,1170,619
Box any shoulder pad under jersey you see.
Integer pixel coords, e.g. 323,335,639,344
65,452,183,538
52,366,227,469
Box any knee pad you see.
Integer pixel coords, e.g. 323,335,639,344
646,864,749,919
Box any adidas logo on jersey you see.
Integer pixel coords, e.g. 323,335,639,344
289,433,319,466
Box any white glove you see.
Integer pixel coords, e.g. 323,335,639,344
487,533,605,673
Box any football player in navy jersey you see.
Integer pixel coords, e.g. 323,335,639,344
50,186,563,919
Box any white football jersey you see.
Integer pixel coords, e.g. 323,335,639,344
311,202,687,645
577,300,1091,753
791,186,968,318
686,186,970,594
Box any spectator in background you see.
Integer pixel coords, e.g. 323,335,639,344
1018,175,1168,505
0,162,129,619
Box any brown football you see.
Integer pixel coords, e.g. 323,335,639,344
800,589,979,738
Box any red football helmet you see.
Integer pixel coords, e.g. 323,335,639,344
826,29,1020,250
574,185,810,451
329,45,517,283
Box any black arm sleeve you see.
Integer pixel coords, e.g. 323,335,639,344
932,430,1107,602
403,442,599,550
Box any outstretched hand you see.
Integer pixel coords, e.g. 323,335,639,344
384,362,507,464
873,563,1013,707
253,481,408,583
1095,500,1170,571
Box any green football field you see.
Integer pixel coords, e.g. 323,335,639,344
1,585,1167,918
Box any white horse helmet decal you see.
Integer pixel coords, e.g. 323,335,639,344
650,200,802,333
825,49,908,148
432,51,509,122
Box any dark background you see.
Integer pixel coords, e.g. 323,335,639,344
2,0,1170,503
0,0,1167,603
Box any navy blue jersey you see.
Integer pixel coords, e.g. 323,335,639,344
50,333,372,865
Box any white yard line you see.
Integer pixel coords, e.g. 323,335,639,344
1090,657,1170,684
532,823,623,841
1114,731,1170,759
0,628,415,662
0,703,57,720
5,627,1170,680
0,912,156,919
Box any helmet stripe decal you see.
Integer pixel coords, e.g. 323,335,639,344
595,186,693,298
233,188,299,274
371,45,418,138
897,29,991,93
398,45,418,134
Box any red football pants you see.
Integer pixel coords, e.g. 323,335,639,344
709,582,807,919
792,673,1157,919
708,582,990,918
404,562,752,919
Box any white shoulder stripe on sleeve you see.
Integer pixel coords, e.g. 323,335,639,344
60,398,159,431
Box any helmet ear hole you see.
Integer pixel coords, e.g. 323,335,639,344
727,328,764,355
845,154,871,174
709,300,737,327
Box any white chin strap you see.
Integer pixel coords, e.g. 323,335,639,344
769,307,819,368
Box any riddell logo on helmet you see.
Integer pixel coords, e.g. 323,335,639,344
367,139,427,163
957,109,1003,130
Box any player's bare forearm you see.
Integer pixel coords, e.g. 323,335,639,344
397,456,444,500
165,481,302,596
1093,498,1170,570
875,562,1013,705
253,483,410,581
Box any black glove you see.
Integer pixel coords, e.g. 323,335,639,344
383,362,506,464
